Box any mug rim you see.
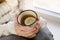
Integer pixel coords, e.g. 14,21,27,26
17,10,39,26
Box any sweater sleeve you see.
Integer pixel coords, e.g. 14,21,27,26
0,21,16,37
0,25,4,37
0,3,10,18
0,0,18,18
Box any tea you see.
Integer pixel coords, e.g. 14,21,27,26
20,14,36,26
17,10,38,27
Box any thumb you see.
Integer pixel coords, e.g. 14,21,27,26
15,14,18,19
15,14,19,26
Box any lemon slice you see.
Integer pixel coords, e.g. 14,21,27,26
25,17,36,25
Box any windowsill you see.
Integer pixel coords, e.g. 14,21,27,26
46,20,60,40
34,7,60,22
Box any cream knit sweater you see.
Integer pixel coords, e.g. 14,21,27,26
0,0,47,37
0,0,20,36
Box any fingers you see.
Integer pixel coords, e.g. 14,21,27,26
14,14,40,38
15,14,18,19
15,26,36,38
15,26,36,34
25,34,36,38
15,26,32,32
15,14,36,32
35,23,41,30
15,22,41,36
23,23,41,34
29,22,41,34
28,34,36,38
21,31,36,38
15,14,19,26
34,23,41,33
15,24,37,36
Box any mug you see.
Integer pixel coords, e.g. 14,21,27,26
17,10,38,27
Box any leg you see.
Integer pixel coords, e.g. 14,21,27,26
0,35,27,40
29,27,54,40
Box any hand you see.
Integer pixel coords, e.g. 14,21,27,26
14,14,41,38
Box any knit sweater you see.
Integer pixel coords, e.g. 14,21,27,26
0,0,20,36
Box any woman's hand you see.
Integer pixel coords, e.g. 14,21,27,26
14,14,41,38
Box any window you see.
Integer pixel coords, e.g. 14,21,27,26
33,0,60,14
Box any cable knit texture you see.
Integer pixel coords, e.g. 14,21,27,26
0,0,19,36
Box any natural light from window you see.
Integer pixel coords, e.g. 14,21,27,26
33,0,60,14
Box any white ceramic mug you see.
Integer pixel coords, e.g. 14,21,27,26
17,10,38,27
